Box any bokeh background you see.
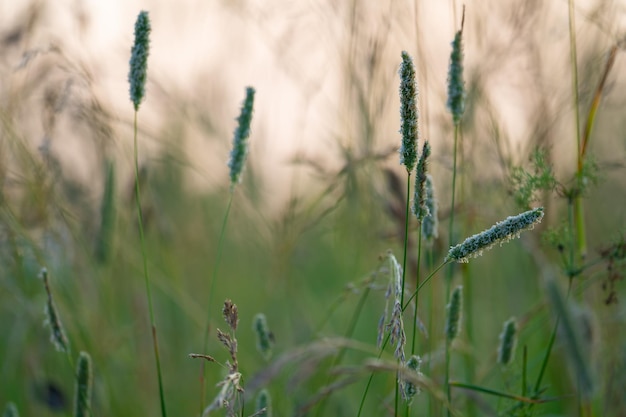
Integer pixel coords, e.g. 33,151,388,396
1,0,626,416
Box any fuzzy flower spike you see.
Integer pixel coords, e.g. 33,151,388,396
446,13,465,125
128,11,151,111
399,51,419,172
445,207,544,263
228,87,256,188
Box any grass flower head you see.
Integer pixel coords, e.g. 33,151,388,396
445,286,463,342
497,317,518,366
412,141,431,221
445,207,544,263
228,87,256,188
399,51,419,172
421,174,438,240
446,28,465,125
73,351,93,417
128,11,151,111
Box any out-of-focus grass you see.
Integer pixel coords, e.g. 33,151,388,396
1,1,626,417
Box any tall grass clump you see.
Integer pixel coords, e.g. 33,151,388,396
201,86,255,409
128,10,167,417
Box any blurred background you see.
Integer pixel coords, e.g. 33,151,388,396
1,0,626,416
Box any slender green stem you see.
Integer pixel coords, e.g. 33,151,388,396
358,262,446,417
444,122,460,417
529,280,573,416
396,174,411,417
200,192,234,411
133,111,168,417
316,286,371,416
411,226,423,355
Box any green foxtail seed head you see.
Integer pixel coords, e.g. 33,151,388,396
421,174,438,240
3,403,19,417
400,355,422,403
497,318,518,366
399,51,419,172
446,286,463,342
446,30,465,125
128,11,151,111
445,207,544,263
73,352,93,417
228,87,256,188
255,389,272,417
253,313,273,360
41,268,70,353
412,141,431,221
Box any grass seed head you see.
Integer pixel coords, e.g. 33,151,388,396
421,174,439,240
412,141,431,221
40,268,70,353
497,317,518,366
223,299,239,332
446,286,463,342
445,207,544,263
400,355,422,403
253,313,273,360
228,87,256,188
446,29,465,125
255,389,272,417
399,51,419,172
73,351,93,417
128,10,151,111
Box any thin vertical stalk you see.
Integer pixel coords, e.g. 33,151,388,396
200,193,234,411
133,111,168,417
444,123,460,416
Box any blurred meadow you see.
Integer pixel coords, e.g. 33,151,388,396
1,0,626,416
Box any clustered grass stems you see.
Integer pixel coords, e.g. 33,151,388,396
202,86,255,410
73,352,93,417
128,10,167,417
397,50,419,417
444,10,465,415
201,300,244,417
